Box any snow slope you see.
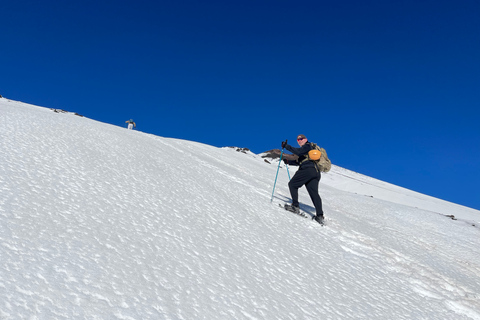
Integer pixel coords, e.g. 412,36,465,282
1,98,479,319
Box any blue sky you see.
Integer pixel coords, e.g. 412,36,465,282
2,0,479,210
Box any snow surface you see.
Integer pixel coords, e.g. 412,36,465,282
1,98,479,319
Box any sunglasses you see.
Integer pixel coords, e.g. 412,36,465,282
297,138,305,141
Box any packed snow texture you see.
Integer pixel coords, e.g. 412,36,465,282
1,98,479,319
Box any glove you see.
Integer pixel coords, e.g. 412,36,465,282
281,140,287,149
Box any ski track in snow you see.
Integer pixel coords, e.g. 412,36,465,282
1,98,480,319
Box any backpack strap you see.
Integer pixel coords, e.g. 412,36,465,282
299,142,322,172
298,142,314,165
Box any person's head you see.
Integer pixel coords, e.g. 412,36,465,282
297,134,308,146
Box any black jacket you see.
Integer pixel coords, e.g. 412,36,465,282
284,142,316,169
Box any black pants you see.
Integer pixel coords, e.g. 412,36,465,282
288,166,324,216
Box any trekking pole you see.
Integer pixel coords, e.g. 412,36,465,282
286,163,291,181
270,140,286,203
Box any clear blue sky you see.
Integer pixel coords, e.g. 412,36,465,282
2,0,479,210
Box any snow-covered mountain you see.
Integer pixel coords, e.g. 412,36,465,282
1,98,479,319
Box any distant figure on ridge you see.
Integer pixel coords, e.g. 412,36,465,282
125,119,136,130
280,134,327,225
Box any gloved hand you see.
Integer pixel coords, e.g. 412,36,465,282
281,140,287,149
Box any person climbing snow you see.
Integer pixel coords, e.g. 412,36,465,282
281,134,324,225
125,119,136,130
